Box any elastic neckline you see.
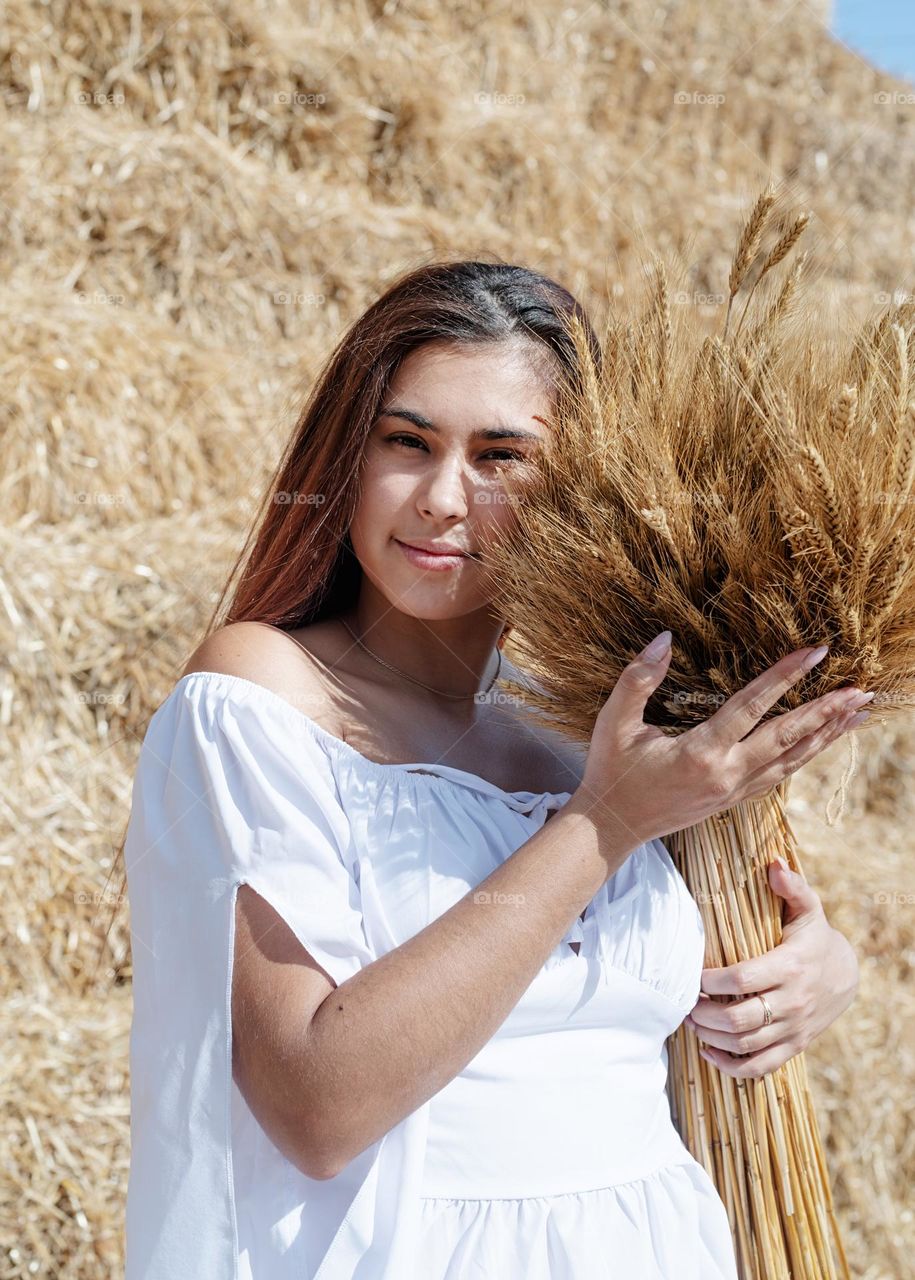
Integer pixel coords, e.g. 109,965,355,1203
173,670,574,804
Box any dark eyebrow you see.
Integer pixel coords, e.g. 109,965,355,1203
376,405,543,443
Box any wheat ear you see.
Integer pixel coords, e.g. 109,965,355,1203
830,384,858,440
734,212,810,341
724,184,777,339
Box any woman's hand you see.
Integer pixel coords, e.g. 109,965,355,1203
683,860,860,1078
575,633,873,851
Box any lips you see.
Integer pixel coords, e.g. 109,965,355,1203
395,539,478,571
397,540,473,557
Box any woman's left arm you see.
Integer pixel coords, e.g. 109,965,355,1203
683,858,860,1079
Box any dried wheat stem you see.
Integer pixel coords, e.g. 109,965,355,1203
843,459,867,553
782,503,842,577
775,386,800,443
728,184,778,298
891,323,910,433
830,384,858,441
851,530,875,583
666,793,850,1280
845,313,887,391
652,257,672,380
590,538,655,610
893,401,915,498
724,184,778,339
831,580,862,646
758,212,810,279
734,212,810,341
751,584,807,650
799,444,845,553
748,252,808,354
639,504,675,548
571,313,606,448
736,349,756,387
869,530,911,629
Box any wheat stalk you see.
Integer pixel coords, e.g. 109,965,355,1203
797,444,847,562
893,401,915,499
734,211,810,341
891,323,910,434
830,384,858,440
724,183,778,340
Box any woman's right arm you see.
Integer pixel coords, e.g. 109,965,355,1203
232,635,870,1181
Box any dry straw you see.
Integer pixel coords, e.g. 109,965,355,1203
480,188,915,1280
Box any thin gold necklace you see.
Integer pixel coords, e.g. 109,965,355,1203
338,617,503,701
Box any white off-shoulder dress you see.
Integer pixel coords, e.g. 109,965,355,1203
123,670,739,1280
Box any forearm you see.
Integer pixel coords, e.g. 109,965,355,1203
301,794,636,1176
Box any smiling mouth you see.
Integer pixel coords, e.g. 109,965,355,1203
397,540,480,559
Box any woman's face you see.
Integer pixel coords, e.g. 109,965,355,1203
348,339,553,621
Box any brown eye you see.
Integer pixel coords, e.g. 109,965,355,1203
386,433,427,450
387,434,525,463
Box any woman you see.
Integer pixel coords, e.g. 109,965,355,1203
122,260,864,1279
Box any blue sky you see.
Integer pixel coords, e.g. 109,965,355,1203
832,0,915,82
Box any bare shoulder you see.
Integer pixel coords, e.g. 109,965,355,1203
180,621,342,729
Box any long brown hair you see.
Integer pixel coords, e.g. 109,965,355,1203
97,258,600,971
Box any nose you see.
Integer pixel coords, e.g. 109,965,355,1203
416,452,470,521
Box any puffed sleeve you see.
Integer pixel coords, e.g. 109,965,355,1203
123,671,375,1279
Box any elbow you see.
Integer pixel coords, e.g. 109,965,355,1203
291,1139,343,1182
306,1134,367,1182
289,1126,345,1182
292,1118,350,1182
296,1122,376,1182
302,1157,344,1182
236,1080,348,1177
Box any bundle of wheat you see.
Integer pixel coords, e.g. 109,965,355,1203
480,186,915,1280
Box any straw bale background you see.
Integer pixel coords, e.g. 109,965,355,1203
4,0,913,1274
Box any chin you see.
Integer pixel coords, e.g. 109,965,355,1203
383,580,488,621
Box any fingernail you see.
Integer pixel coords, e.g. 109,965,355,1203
844,690,875,710
801,644,829,671
775,855,789,872
642,630,672,662
849,710,871,726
